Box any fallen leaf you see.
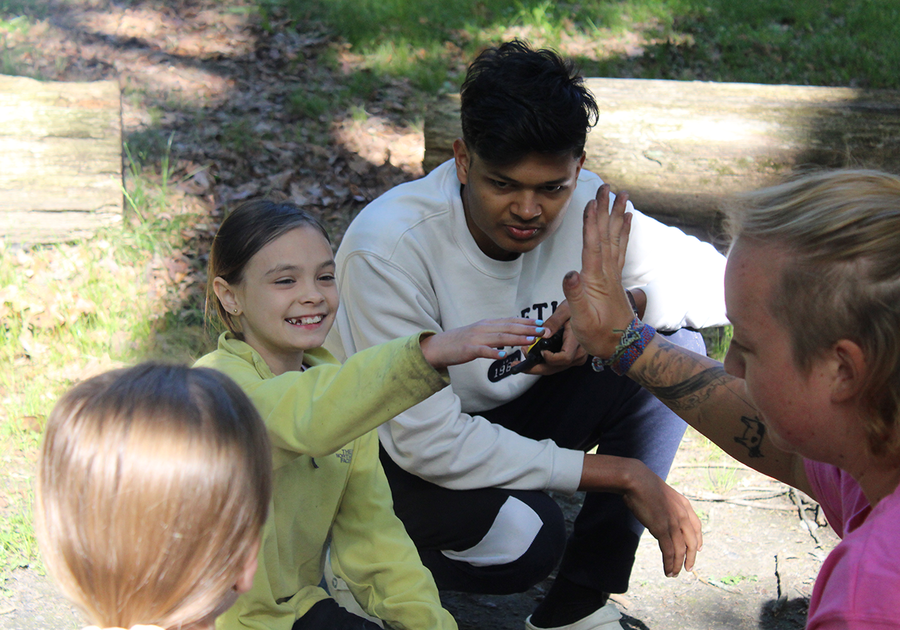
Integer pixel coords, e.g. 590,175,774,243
18,415,44,433
18,327,47,357
28,307,63,330
178,167,214,195
268,168,294,189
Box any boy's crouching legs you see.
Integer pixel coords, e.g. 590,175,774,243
379,449,567,594
419,491,567,594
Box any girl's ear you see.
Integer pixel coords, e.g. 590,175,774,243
213,277,241,316
830,339,867,404
235,540,260,594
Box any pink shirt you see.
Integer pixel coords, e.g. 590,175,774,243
805,460,900,629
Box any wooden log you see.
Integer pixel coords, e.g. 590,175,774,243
424,78,900,239
0,75,122,244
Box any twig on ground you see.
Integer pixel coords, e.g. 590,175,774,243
774,553,785,601
684,489,793,511
673,463,751,470
789,488,823,547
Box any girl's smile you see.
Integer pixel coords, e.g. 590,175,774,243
214,226,338,375
287,315,325,326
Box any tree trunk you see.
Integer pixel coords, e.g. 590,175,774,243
0,75,122,244
424,78,900,240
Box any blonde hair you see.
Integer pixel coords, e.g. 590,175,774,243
35,363,272,629
728,169,900,456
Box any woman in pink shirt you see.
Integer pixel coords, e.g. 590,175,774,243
565,171,900,629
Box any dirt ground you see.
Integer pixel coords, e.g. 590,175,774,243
0,428,838,630
1,2,838,629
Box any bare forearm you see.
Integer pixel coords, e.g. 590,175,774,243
630,335,807,491
579,452,644,493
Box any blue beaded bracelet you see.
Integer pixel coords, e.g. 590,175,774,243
591,317,656,376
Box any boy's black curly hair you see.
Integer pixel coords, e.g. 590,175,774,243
460,39,599,165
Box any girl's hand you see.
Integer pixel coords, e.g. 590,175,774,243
421,318,546,370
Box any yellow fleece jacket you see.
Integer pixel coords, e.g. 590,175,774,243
195,332,456,630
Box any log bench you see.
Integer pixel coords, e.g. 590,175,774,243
424,78,900,243
0,75,122,245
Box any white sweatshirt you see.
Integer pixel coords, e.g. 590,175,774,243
327,160,728,495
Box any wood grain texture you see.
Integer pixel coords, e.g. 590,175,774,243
0,75,122,243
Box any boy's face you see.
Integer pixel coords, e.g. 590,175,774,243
453,140,584,261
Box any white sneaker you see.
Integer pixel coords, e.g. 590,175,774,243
323,547,384,628
525,602,624,630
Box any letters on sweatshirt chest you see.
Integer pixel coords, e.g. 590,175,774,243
519,300,560,320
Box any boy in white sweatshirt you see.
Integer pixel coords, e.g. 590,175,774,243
327,39,728,630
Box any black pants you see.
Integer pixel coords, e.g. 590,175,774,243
292,599,383,630
381,330,703,597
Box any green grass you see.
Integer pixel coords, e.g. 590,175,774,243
268,0,900,93
287,88,333,119
0,14,38,77
266,0,677,91
0,142,213,580
703,325,733,362
0,0,49,18
713,572,759,586
597,0,900,88
0,492,40,586
0,211,198,426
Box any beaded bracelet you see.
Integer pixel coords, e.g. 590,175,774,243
591,317,656,376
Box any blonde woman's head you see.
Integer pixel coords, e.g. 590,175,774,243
728,169,900,457
35,363,272,629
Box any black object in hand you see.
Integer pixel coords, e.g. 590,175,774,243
509,328,565,375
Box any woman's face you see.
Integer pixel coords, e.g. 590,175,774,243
723,239,837,458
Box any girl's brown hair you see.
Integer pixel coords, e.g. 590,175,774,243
35,363,272,629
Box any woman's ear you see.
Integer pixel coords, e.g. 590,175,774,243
830,339,868,403
212,277,241,317
234,539,260,595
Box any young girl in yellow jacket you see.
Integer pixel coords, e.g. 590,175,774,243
196,199,544,630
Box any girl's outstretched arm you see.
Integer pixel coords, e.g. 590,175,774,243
420,318,544,370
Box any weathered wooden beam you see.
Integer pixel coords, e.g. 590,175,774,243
424,78,900,238
0,75,122,244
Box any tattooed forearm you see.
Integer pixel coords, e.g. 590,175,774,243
622,334,788,476
641,367,731,411
734,415,766,458
634,337,734,412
